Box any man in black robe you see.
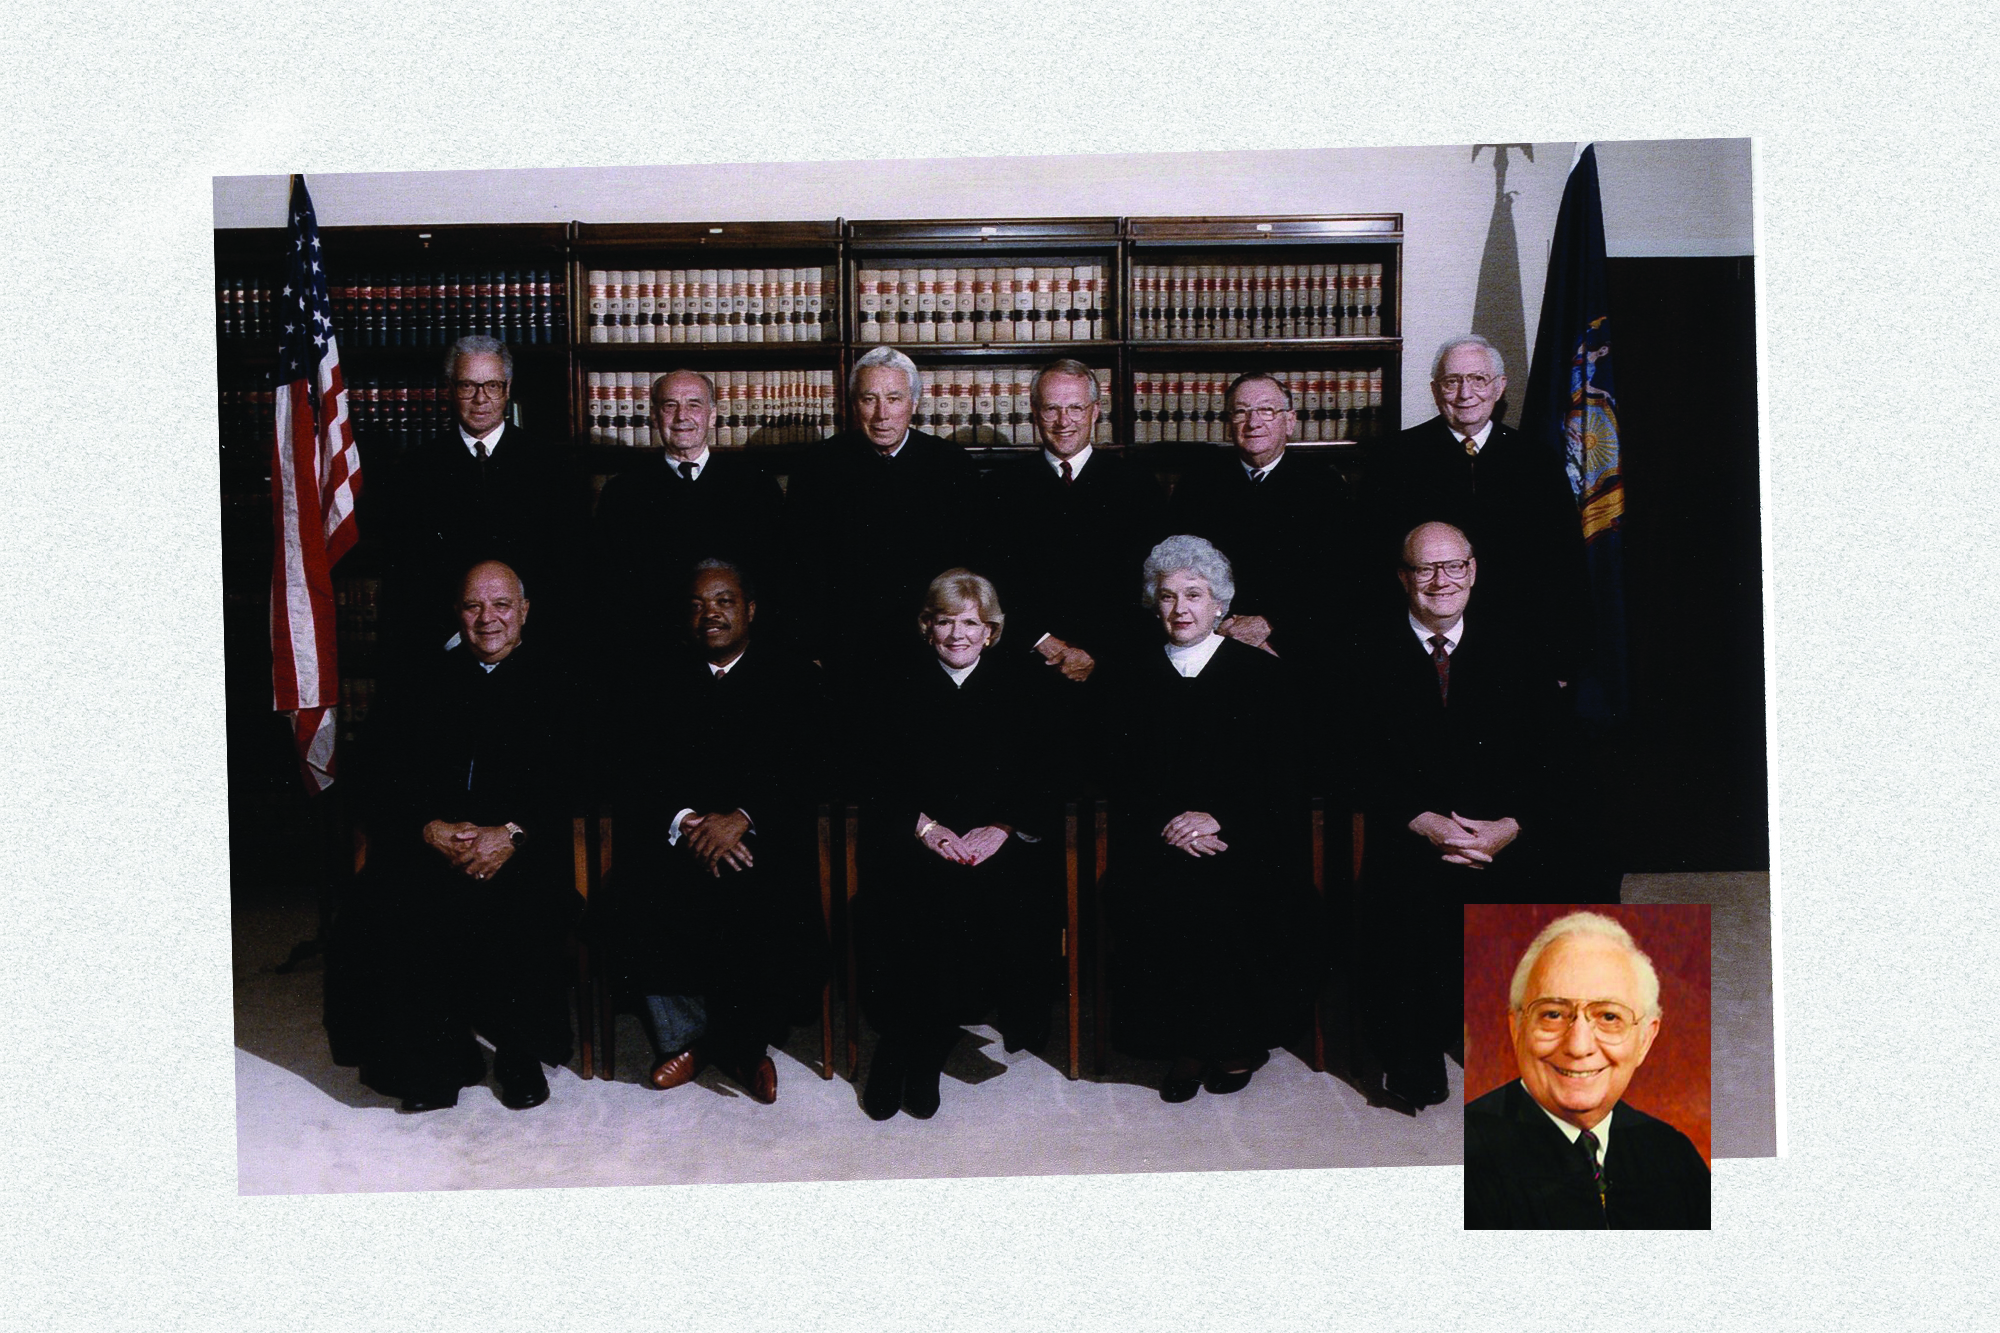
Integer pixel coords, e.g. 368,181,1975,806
1355,521,1572,1110
1165,372,1361,790
784,345,981,690
374,335,590,673
1365,334,1589,683
593,369,789,663
982,358,1165,690
1467,912,1709,1228
329,559,580,1112
599,559,825,1104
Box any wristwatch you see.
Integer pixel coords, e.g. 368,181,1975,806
505,821,526,848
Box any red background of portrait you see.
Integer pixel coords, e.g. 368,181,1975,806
1464,903,1711,1166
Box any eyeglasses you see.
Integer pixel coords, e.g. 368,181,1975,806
453,379,510,399
1035,404,1093,421
1404,559,1472,582
1435,373,1496,393
1519,998,1643,1042
1227,405,1288,423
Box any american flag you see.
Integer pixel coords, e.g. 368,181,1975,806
270,175,362,792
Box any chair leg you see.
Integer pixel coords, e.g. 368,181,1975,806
843,806,861,1079
817,806,835,1080
1092,800,1110,1077
577,941,596,1081
1310,800,1328,1073
1064,802,1081,1081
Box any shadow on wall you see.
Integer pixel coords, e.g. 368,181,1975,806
1470,143,1532,428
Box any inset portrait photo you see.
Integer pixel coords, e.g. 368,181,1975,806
1463,903,1710,1228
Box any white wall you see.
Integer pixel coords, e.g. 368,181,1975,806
213,138,1751,427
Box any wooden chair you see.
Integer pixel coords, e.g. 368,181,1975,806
582,808,837,1083
843,802,1086,1080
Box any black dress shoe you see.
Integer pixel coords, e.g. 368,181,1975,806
902,1062,941,1119
1159,1057,1203,1104
399,1087,459,1113
495,1050,550,1110
1202,1066,1255,1096
1383,1076,1450,1110
862,1039,907,1121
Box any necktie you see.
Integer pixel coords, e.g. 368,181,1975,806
1059,459,1073,486
1462,435,1479,456
476,439,490,484
1578,1128,1607,1213
1429,633,1451,705
1251,468,1266,483
680,460,697,483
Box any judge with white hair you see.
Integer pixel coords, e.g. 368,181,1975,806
1099,535,1324,1104
1465,910,1710,1229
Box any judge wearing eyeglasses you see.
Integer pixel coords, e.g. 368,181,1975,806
1466,911,1709,1229
376,334,589,672
1353,521,1573,1111
1365,334,1589,685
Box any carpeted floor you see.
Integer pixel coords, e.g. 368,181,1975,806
232,872,1774,1194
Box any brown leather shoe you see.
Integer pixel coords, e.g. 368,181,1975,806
718,1052,778,1105
745,1054,778,1105
650,1046,707,1091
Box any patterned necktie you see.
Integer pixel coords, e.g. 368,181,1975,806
1578,1128,1607,1212
1462,435,1479,456
1429,633,1451,705
1059,459,1073,486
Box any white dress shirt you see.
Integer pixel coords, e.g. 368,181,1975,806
1409,613,1464,654
1044,443,1093,478
1459,419,1496,454
940,657,979,688
1240,449,1285,483
667,445,712,480
459,422,506,456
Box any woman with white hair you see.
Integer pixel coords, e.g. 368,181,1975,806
1102,535,1324,1103
852,568,1060,1121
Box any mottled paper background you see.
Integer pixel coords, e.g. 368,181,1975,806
7,0,1996,1327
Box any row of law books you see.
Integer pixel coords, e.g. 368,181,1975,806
216,383,276,481
335,578,382,646
855,266,1110,344
1129,263,1385,340
909,366,1115,448
586,268,833,344
327,270,568,348
587,370,840,448
346,376,461,451
1130,367,1385,444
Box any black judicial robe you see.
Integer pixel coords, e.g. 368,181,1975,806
1354,611,1571,902
375,423,591,668
1101,636,1324,1060
1164,446,1362,672
1353,611,1572,1093
329,641,580,1093
1465,1081,1711,1229
592,450,790,659
853,649,1060,1040
783,429,983,676
981,448,1166,673
598,646,827,1037
1365,416,1590,680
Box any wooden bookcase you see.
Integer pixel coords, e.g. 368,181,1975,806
212,212,1401,800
